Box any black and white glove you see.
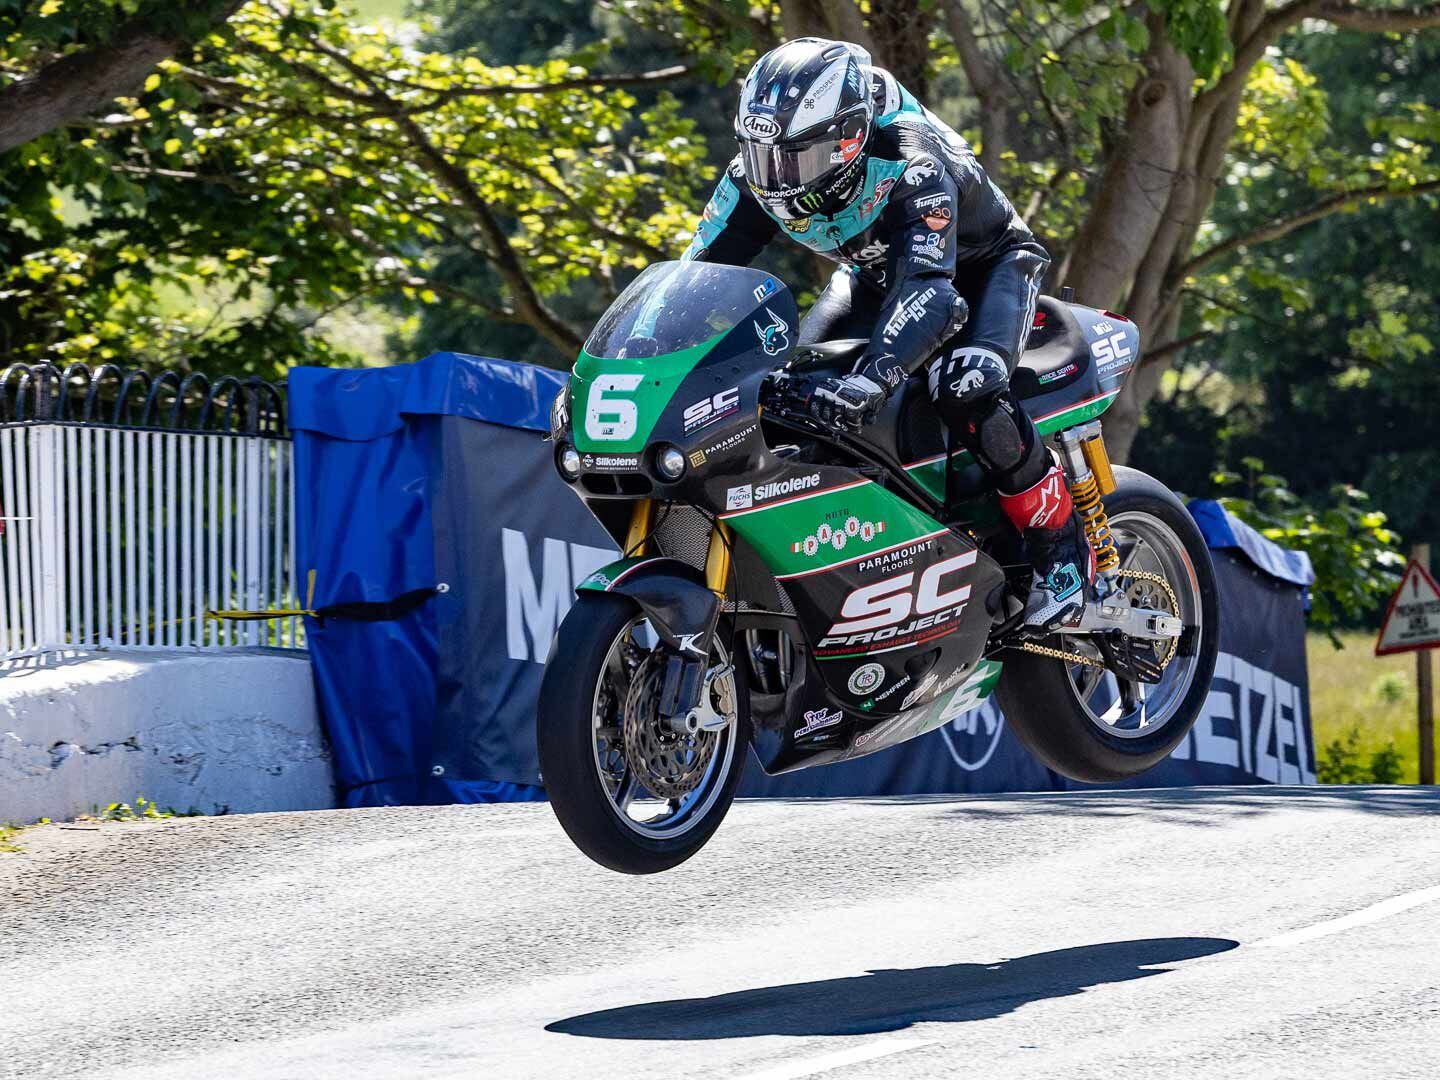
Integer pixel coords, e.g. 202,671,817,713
808,373,888,432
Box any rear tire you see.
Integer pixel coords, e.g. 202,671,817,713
996,466,1219,782
537,592,751,874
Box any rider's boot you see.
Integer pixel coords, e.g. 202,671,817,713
997,461,1098,630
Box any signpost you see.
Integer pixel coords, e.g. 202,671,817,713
1375,543,1440,784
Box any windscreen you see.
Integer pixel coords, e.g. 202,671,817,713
584,261,785,359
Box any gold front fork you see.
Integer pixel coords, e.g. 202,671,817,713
625,499,653,556
705,521,733,596
1058,425,1120,573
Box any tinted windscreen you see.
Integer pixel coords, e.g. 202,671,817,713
584,261,783,359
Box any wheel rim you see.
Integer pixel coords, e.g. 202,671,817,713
588,617,738,839
1063,510,1204,740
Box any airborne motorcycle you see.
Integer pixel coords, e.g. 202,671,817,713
539,261,1217,874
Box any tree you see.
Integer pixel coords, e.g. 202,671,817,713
1,1,711,374
0,0,244,154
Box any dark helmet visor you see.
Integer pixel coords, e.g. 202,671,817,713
738,111,868,217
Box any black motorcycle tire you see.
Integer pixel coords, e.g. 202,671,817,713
536,591,752,874
995,466,1220,783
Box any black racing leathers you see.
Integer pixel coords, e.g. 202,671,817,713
686,68,1053,497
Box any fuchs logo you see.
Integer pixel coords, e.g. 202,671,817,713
741,114,781,139
754,474,819,502
753,307,790,356
796,706,843,738
725,484,753,510
792,517,886,557
847,662,885,696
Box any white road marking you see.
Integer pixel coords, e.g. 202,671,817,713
1253,883,1440,949
733,1039,935,1080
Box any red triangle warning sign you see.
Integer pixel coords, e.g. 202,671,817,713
1375,559,1440,656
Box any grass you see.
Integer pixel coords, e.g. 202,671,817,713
1308,630,1432,784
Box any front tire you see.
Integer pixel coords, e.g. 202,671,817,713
996,466,1219,782
537,592,751,874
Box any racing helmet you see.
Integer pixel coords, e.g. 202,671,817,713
735,38,875,221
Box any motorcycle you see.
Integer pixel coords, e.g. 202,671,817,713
539,260,1218,874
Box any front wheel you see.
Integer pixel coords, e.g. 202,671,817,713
995,466,1220,782
536,592,751,874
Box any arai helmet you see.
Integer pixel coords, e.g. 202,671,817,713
735,38,874,221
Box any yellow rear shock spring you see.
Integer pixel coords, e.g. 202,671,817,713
1069,474,1120,572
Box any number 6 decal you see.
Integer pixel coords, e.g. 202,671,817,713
584,374,644,440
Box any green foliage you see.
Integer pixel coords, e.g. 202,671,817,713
1213,460,1405,641
0,822,21,853
1317,724,1404,785
1371,671,1408,707
96,795,188,820
1148,0,1229,81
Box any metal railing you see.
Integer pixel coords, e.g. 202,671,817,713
0,363,301,659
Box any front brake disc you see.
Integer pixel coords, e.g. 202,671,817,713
623,651,718,800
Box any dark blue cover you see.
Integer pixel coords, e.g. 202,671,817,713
291,352,568,806
291,355,1315,807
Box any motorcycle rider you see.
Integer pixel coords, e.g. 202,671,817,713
682,37,1095,628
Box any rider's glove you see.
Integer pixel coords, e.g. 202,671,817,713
808,373,888,432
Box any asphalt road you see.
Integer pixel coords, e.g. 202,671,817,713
2,787,1438,1080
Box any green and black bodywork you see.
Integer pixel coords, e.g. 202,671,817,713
550,261,1144,777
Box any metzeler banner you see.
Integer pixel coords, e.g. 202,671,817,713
291,353,1316,804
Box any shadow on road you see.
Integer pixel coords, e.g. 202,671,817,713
547,936,1237,1040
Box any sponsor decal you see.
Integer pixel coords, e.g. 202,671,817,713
754,307,790,355
791,516,886,557
1091,330,1134,372
923,206,952,232
580,452,639,472
725,473,821,511
903,158,939,186
817,551,976,657
910,231,946,262
1032,309,1049,329
797,191,824,212
752,277,779,303
915,192,951,210
847,663,886,695
852,239,888,263
1037,362,1079,385
746,100,777,116
859,177,896,217
856,537,937,575
682,386,741,434
1092,320,1115,336
784,217,812,234
839,134,865,163
873,672,913,704
741,114,781,139
688,449,707,468
796,706,844,738
703,423,758,457
881,287,937,344
900,671,939,710
952,369,987,395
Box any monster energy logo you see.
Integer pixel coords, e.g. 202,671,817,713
797,192,823,211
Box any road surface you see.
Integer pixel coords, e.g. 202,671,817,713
2,787,1438,1079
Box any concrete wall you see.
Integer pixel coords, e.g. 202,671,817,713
0,650,334,824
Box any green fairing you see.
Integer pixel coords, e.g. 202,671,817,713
571,334,722,453
904,388,1121,500
723,480,946,579
576,556,656,592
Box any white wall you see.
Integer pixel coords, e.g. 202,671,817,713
0,650,333,824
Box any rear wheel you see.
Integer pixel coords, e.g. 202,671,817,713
536,592,751,874
996,466,1219,782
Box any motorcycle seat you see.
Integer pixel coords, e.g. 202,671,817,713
1011,297,1089,398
